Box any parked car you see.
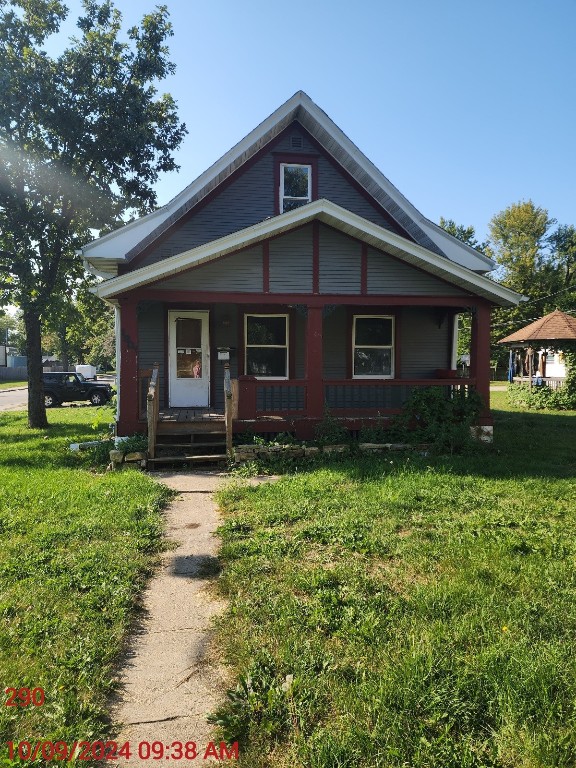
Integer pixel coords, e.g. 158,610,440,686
42,372,114,407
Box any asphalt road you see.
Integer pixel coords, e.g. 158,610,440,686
0,387,28,411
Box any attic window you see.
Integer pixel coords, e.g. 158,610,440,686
280,163,311,213
290,136,303,149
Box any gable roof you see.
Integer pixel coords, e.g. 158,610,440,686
82,91,495,276
94,199,521,307
498,309,576,343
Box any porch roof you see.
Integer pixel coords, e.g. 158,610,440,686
94,199,524,308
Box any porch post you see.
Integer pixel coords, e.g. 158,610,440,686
470,301,492,422
118,296,140,434
306,305,324,420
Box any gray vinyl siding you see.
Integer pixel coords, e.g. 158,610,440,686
294,310,306,378
269,226,313,293
367,247,467,295
138,156,275,269
273,128,318,155
400,308,451,378
137,301,165,407
153,246,263,293
212,304,238,412
135,123,410,271
319,225,361,294
317,157,404,235
322,307,348,379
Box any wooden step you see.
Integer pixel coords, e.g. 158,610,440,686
155,441,226,449
157,422,225,435
147,453,228,466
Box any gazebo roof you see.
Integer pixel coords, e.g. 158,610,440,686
499,309,576,344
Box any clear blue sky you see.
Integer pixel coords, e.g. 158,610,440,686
56,0,575,243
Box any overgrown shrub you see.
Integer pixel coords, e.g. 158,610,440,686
399,386,483,453
358,415,404,443
314,409,349,446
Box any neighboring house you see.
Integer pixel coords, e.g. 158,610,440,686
499,309,576,382
82,92,522,440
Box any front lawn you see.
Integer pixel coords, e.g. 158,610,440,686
0,408,171,749
0,381,26,390
214,392,576,767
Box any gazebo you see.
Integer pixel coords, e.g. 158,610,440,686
498,309,576,386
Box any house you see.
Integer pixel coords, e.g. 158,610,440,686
82,92,522,444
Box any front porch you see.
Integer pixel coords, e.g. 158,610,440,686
119,296,493,442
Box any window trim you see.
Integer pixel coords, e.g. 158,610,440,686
274,154,318,214
352,314,395,379
244,313,289,380
279,163,312,213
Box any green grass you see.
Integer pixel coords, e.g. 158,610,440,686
0,407,171,751
0,381,26,390
214,392,576,767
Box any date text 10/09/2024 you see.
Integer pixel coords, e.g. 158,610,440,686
7,741,240,762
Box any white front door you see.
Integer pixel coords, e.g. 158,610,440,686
168,311,210,407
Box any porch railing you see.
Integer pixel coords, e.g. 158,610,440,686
237,376,475,419
146,363,160,458
238,377,307,418
324,378,475,413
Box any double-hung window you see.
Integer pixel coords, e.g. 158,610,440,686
280,163,311,212
245,314,289,378
353,315,394,378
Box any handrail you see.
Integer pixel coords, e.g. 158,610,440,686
223,362,235,456
146,363,160,459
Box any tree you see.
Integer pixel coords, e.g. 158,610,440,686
0,0,186,427
0,309,25,351
488,201,561,361
489,201,557,295
549,224,576,294
42,276,116,370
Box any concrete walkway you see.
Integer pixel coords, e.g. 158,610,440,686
112,470,231,765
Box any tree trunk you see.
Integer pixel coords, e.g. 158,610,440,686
24,307,48,429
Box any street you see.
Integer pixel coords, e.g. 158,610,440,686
0,387,28,411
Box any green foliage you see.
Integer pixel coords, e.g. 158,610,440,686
0,0,186,425
314,409,349,446
117,432,149,453
358,415,404,443
43,276,116,369
0,407,170,744
507,348,576,411
399,386,483,453
488,201,576,361
214,397,576,766
208,653,294,748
